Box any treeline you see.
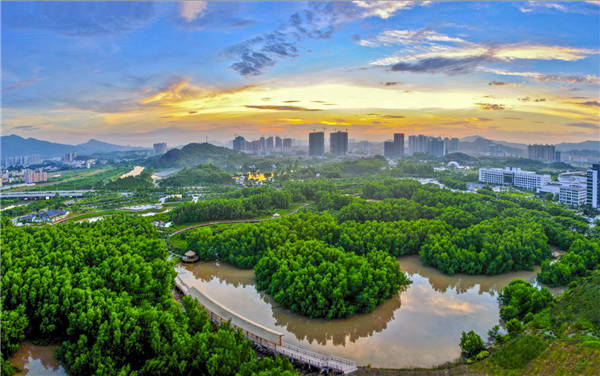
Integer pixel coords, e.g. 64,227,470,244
255,240,409,319
181,178,598,283
1,215,295,376
171,188,291,224
171,181,337,224
159,164,233,187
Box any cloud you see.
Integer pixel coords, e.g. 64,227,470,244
10,125,38,131
178,1,207,22
567,122,600,129
504,117,523,120
245,105,322,112
382,114,405,119
3,77,42,91
484,68,600,85
283,100,300,103
352,1,427,19
381,81,401,86
488,81,519,87
577,100,600,107
227,2,428,76
390,55,494,75
363,29,466,47
476,103,505,110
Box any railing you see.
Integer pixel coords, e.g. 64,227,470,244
174,274,357,374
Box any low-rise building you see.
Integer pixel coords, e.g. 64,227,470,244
479,167,550,190
559,184,587,207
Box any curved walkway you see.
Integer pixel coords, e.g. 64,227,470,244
175,274,357,374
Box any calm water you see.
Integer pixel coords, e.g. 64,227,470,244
9,342,66,376
179,255,549,368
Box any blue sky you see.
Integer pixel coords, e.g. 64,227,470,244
2,1,599,146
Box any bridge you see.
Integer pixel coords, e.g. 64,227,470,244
175,274,357,374
0,190,94,199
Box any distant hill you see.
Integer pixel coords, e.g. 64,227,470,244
459,136,525,156
1,134,145,159
556,140,600,152
150,142,246,169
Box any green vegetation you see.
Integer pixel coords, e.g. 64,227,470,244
0,215,295,376
29,167,130,191
459,330,485,359
498,280,554,323
467,273,600,375
103,169,154,190
159,164,233,187
151,142,246,170
255,240,409,319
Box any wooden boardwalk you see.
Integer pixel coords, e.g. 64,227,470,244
175,275,357,374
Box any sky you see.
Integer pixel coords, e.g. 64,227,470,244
2,1,599,146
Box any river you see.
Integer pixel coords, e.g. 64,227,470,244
179,255,555,369
9,342,66,376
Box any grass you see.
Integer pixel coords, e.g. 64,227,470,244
471,340,600,376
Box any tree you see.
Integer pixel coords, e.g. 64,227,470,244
460,330,486,358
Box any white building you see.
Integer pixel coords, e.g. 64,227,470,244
478,167,550,190
478,168,505,185
512,169,551,190
559,184,587,207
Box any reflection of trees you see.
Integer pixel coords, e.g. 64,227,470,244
178,263,256,289
267,288,405,346
401,257,538,296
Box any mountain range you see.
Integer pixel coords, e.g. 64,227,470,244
459,136,599,156
1,134,146,159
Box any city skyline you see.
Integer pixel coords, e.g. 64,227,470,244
2,1,599,146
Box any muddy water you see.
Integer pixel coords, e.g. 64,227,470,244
179,255,548,368
9,342,66,376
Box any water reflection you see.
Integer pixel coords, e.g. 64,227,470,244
9,342,66,376
180,257,542,368
400,255,540,295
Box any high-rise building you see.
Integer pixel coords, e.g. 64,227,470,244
528,144,556,161
587,163,600,208
64,152,77,162
153,142,167,155
259,137,266,152
393,133,404,157
232,136,245,151
309,132,325,156
266,136,274,152
282,138,292,150
428,137,444,158
384,141,395,159
330,131,348,156
444,138,459,154
275,136,282,150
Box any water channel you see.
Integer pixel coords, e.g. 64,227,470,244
8,342,66,376
179,255,556,369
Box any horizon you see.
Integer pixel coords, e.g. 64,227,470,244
2,1,599,146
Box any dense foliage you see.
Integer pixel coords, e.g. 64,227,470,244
255,240,409,319
1,216,295,376
171,188,291,224
498,280,554,323
159,164,233,187
459,330,486,358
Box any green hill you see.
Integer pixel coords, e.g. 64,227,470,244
150,142,246,170
159,164,233,187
